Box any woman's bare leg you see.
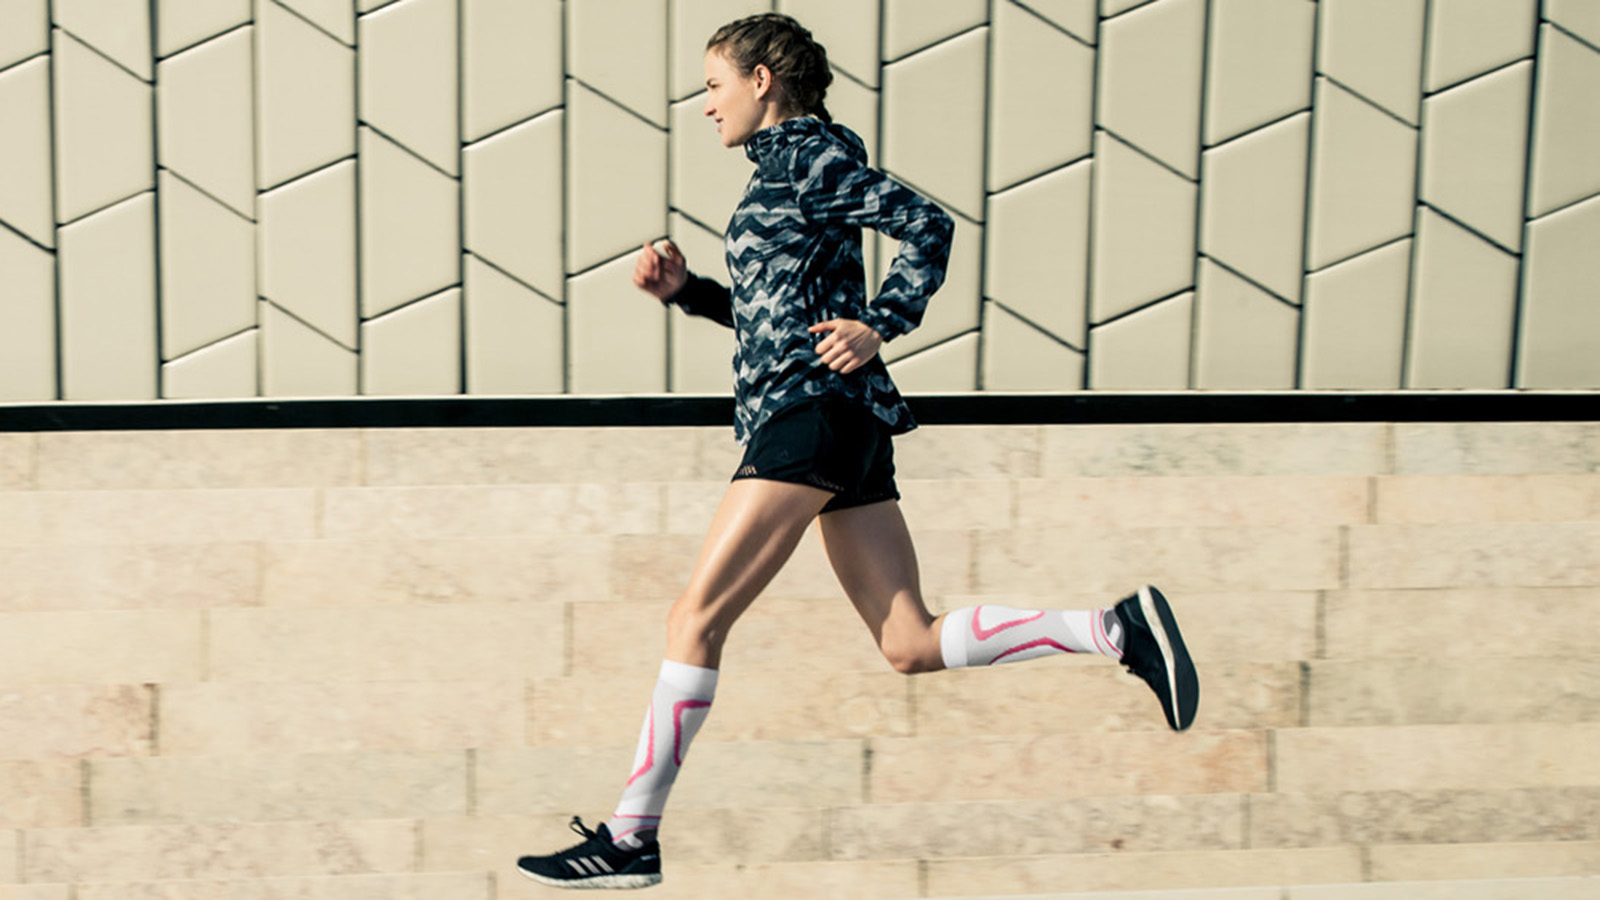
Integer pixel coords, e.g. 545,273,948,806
817,499,945,673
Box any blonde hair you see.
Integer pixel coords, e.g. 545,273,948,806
707,13,832,123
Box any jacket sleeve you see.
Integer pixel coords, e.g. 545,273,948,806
665,272,735,329
793,139,954,342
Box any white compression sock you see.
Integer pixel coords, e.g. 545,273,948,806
608,659,718,848
940,605,1124,668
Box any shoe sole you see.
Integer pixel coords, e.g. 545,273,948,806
1137,585,1199,731
516,867,662,890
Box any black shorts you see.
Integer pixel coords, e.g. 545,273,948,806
733,396,899,514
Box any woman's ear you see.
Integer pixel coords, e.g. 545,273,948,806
751,63,775,100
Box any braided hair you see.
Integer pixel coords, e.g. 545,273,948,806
707,13,833,123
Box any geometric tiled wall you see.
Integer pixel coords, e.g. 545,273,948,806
2,0,1597,404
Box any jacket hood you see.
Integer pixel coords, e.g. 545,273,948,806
744,116,866,166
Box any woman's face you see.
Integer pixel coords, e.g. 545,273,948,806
703,48,776,147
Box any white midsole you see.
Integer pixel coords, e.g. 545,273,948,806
1138,585,1180,722
518,869,662,890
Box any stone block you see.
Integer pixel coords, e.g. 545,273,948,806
1391,422,1599,475
87,753,468,826
0,685,153,759
1013,475,1370,529
361,427,703,485
318,484,662,539
828,794,1244,860
0,611,203,683
208,603,564,682
0,760,81,829
1308,658,1600,726
72,873,491,900
159,682,524,755
639,860,917,900
21,819,416,883
917,661,1300,736
34,430,360,489
0,888,71,900
259,536,610,607
1372,474,1600,523
975,525,1343,594
1346,522,1600,589
1369,839,1600,882
0,434,31,489
925,847,1361,895
0,489,319,546
0,542,258,611
1289,875,1600,900
1323,587,1600,659
1248,786,1600,848
895,426,1043,480
870,730,1267,803
1275,724,1600,794
1039,424,1390,477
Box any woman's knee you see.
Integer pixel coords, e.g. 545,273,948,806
666,596,726,652
879,630,942,675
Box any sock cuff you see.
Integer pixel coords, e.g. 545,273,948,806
659,659,719,697
939,609,971,669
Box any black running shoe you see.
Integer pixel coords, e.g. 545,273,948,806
516,817,663,890
1114,585,1199,731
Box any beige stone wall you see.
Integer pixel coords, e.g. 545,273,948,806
4,0,1600,403
1,421,1598,898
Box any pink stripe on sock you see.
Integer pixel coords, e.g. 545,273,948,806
970,607,1046,641
989,637,1073,665
672,699,711,766
625,706,656,787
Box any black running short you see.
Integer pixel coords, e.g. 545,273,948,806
732,396,899,514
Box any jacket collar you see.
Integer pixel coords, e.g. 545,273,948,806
744,115,826,164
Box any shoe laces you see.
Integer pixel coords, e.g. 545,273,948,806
567,816,604,844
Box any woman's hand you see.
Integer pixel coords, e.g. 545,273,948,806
809,319,883,374
633,240,688,301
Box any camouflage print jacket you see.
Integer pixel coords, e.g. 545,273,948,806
667,115,954,445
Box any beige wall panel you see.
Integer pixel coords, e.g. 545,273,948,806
0,609,202,683
880,214,981,360
462,109,562,300
463,255,563,395
1518,195,1600,388
359,0,401,12
1546,0,1600,46
882,0,986,61
1089,292,1192,390
827,65,880,166
1391,422,1599,475
670,94,752,235
988,0,1095,191
1301,238,1410,389
0,55,54,247
361,287,461,395
75,874,489,900
0,218,54,401
886,331,979,392
257,159,356,347
1098,0,1205,178
565,80,667,274
567,0,666,126
254,0,353,190
1305,77,1418,271
1527,24,1600,217
259,301,357,397
157,172,254,359
1420,61,1532,252
162,329,259,399
1193,259,1298,390
461,0,561,141
1018,0,1096,43
54,0,151,80
1425,0,1537,92
0,0,48,69
155,0,250,58
156,26,254,217
881,27,987,220
671,0,769,101
1317,0,1426,124
986,160,1091,345
1370,842,1600,883
58,192,155,400
34,429,358,490
981,301,1086,390
52,29,152,225
1090,130,1197,322
1294,876,1600,900
778,0,880,87
1204,0,1314,146
358,127,459,320
0,683,153,759
567,253,668,393
1407,208,1519,389
1200,111,1309,302
928,849,1357,895
319,483,660,540
668,212,736,394
358,0,457,175
281,0,354,45
1103,0,1153,17
1277,724,1600,793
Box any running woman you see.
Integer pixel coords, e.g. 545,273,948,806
516,13,1199,890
